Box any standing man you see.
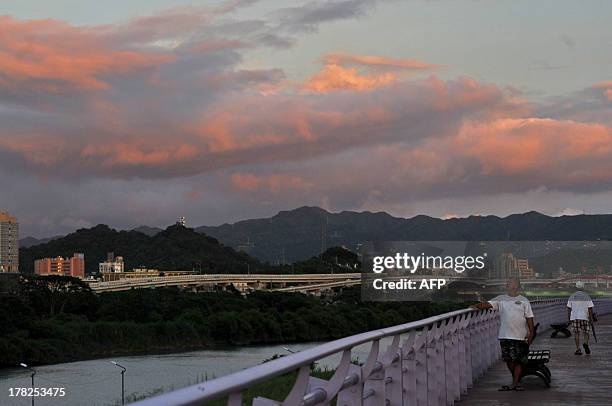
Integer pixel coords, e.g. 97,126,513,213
472,277,535,391
567,291,594,355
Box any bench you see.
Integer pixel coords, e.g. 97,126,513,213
550,322,571,338
520,349,551,387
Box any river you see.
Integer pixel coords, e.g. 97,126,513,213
0,339,390,406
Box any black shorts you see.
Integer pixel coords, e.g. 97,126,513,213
500,339,529,364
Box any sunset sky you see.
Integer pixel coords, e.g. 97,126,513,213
2,0,612,237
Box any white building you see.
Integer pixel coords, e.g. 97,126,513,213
99,253,124,273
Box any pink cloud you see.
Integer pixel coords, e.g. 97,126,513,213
456,118,612,176
0,135,65,165
0,72,527,179
322,53,438,70
303,52,437,93
0,16,173,92
221,114,612,209
80,142,198,167
304,64,397,93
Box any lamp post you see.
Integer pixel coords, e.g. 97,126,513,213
110,361,126,405
19,363,35,406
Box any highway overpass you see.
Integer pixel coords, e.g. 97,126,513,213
87,273,612,294
87,273,361,293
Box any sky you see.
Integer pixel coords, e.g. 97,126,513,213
1,0,612,237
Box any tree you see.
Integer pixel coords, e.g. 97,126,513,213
20,275,93,316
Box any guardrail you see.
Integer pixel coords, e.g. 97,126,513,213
131,298,612,406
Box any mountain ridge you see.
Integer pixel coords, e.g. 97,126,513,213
196,207,612,263
20,207,612,264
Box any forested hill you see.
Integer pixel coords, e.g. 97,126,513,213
19,224,264,274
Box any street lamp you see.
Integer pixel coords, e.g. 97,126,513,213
19,363,35,406
110,361,126,405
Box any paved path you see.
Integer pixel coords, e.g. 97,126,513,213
460,314,612,405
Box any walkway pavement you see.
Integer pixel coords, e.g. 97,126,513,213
460,314,612,405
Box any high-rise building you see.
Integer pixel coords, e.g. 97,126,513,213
494,253,519,279
517,258,536,279
0,212,19,273
178,216,187,227
34,253,85,278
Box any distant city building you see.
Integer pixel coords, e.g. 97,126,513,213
34,253,85,278
99,252,124,273
517,259,536,279
178,216,187,227
0,211,19,273
493,253,519,279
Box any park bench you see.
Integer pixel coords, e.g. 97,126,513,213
550,322,571,338
520,349,551,387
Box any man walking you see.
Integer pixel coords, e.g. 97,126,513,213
472,277,535,391
567,291,594,355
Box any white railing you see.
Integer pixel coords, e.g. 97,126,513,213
131,298,612,406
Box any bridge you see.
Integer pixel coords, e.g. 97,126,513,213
87,273,361,293
484,275,612,288
131,298,612,406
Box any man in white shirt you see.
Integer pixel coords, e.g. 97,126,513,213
567,291,594,355
472,277,535,391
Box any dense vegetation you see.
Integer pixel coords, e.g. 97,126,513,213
0,275,464,367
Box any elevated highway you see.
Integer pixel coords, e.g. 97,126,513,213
87,273,361,293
